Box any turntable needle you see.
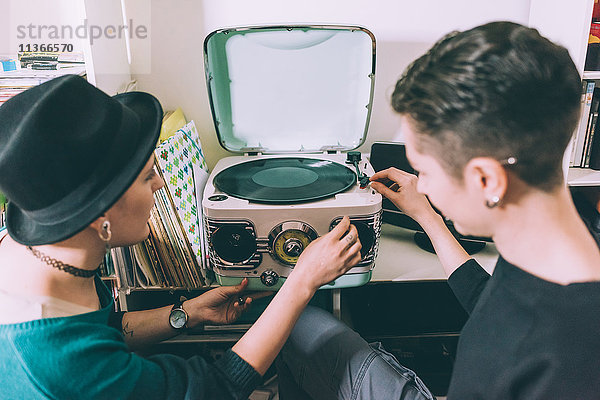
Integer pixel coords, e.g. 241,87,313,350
346,151,370,188
353,161,371,188
359,175,371,188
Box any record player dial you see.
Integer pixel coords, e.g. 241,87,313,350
260,270,279,287
269,222,318,265
273,230,312,265
283,238,304,258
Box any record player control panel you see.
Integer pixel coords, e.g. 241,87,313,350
207,214,381,269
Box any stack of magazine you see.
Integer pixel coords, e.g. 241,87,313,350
113,121,211,291
0,52,86,107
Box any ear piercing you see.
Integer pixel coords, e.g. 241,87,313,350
100,220,112,242
485,195,500,208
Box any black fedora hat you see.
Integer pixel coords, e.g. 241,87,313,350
0,74,162,245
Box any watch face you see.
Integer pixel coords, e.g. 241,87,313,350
169,309,187,329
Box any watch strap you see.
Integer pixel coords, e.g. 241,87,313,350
171,298,185,312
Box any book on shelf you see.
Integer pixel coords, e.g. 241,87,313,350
572,80,596,166
589,119,600,170
584,111,598,167
585,0,600,71
582,87,600,167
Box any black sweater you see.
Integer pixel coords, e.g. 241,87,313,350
446,257,600,399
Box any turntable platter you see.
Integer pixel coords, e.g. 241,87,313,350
213,157,357,204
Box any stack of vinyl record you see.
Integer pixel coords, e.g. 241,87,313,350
111,121,209,291
112,161,205,290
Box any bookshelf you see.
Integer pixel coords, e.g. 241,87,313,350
572,0,600,186
530,0,600,186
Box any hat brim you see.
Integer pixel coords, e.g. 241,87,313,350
7,91,162,246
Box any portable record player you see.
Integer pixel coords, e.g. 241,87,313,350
202,25,382,290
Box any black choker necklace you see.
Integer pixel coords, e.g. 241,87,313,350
27,246,100,278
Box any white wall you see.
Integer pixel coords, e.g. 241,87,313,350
126,1,534,169
81,0,132,94
1,0,86,55
529,0,594,74
125,0,219,160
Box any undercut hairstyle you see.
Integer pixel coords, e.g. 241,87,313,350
391,21,582,191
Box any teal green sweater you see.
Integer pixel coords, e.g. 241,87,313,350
0,276,262,399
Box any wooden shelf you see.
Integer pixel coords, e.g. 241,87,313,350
583,71,600,79
163,332,245,343
120,284,219,292
567,167,600,186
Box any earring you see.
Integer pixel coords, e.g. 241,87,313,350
99,220,112,253
485,195,501,209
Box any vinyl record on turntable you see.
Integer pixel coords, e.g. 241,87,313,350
213,157,357,204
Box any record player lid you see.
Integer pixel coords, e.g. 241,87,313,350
203,26,376,154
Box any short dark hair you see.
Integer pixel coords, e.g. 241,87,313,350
391,21,581,191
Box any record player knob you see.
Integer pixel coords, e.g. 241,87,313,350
283,238,304,258
260,270,279,287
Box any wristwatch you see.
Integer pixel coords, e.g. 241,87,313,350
168,299,188,330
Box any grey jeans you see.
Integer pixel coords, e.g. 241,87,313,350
276,306,436,400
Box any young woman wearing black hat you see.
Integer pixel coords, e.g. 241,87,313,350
276,22,600,399
0,75,362,399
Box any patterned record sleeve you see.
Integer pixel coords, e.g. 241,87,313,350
155,121,210,267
